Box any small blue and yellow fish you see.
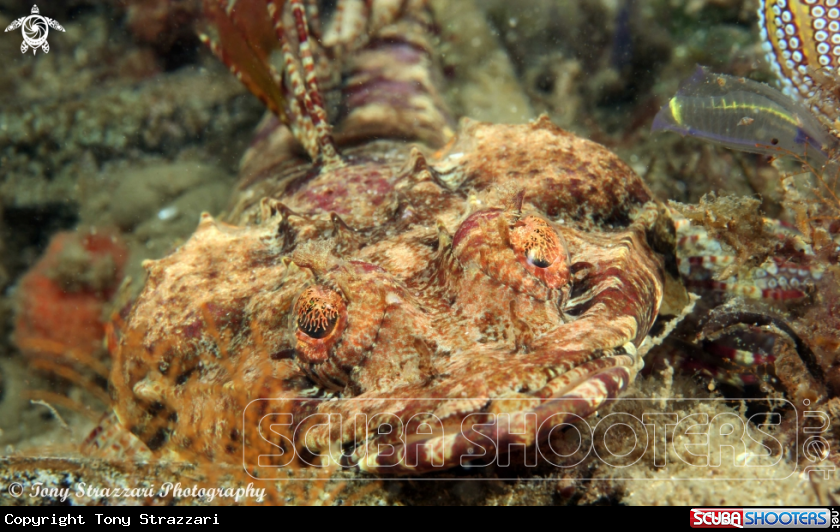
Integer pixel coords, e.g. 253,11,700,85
653,0,840,163
652,66,834,162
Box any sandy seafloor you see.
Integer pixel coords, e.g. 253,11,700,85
0,0,839,505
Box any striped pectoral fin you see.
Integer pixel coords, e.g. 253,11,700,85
199,0,289,124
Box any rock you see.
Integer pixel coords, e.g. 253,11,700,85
110,162,230,231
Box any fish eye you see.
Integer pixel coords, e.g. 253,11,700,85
452,210,572,299
509,216,570,290
294,286,344,341
526,248,552,269
511,217,559,268
299,311,337,339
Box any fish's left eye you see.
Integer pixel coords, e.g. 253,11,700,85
509,216,570,289
294,286,346,364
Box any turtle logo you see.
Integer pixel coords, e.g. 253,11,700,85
5,5,64,55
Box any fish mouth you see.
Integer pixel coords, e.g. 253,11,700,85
309,340,647,474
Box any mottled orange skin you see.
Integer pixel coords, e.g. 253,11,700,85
110,117,666,473
102,0,667,475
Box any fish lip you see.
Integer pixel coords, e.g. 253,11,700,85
351,342,642,474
